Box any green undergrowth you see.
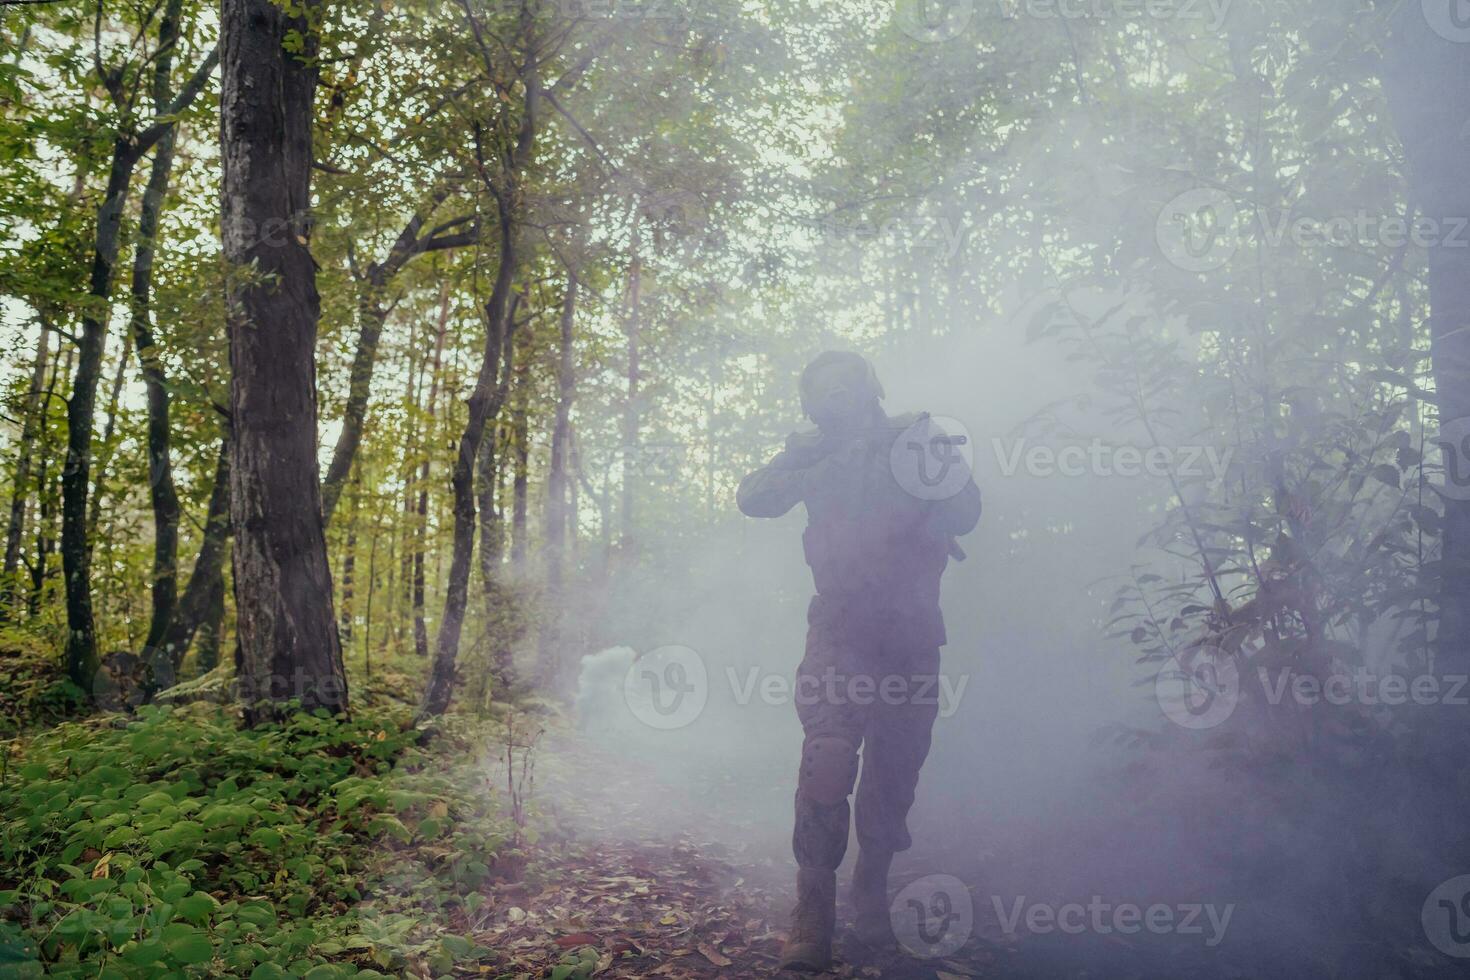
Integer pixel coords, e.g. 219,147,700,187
0,700,522,978
0,628,87,737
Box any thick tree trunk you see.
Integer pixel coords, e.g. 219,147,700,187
537,274,577,688
2,327,50,620
222,0,347,721
1382,11,1470,677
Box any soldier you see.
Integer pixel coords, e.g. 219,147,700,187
738,351,982,972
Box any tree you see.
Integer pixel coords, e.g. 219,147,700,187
221,0,347,721
1381,6,1470,678
59,0,217,691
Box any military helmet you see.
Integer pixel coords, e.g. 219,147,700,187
798,351,885,419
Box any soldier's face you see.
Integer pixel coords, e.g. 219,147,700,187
806,362,871,430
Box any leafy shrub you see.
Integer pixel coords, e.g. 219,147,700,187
0,702,514,977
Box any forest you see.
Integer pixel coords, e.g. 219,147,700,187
3,0,1470,977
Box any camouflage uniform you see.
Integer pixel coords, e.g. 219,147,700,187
738,405,981,884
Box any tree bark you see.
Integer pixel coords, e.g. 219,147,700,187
222,0,347,722
2,326,50,620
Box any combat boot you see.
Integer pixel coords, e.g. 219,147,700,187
779,868,837,972
850,849,895,948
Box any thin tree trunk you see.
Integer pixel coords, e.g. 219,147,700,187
193,572,226,674
621,225,642,546
132,120,183,658
222,0,347,721
62,136,139,689
31,344,70,618
413,282,452,658
340,469,359,643
418,209,524,719
416,4,539,721
319,201,476,523
86,329,134,543
568,425,580,560
479,330,517,689
2,326,50,620
511,357,529,572
153,432,232,684
1383,11,1470,677
537,274,577,688
60,0,215,691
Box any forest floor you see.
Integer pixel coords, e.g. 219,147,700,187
483,727,1017,979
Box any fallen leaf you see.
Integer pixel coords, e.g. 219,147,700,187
554,932,598,947
697,943,732,967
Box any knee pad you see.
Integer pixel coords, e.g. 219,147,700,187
799,735,859,806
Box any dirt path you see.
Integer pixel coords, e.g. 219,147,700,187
471,728,1015,979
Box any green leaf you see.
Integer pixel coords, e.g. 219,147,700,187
162,923,213,965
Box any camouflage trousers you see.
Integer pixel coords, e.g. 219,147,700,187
791,593,942,871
